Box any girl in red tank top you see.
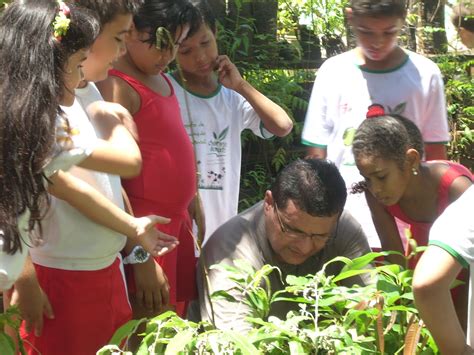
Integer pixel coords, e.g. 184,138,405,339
351,105,472,329
352,105,472,266
98,0,203,317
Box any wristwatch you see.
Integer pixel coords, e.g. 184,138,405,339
122,246,150,265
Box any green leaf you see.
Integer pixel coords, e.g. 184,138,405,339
340,252,387,273
377,278,401,294
332,269,372,283
233,259,256,275
164,329,195,355
221,330,262,354
211,290,239,303
0,332,15,355
289,340,305,354
137,332,156,355
286,275,310,286
108,318,146,346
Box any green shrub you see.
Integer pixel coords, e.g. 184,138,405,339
99,252,438,354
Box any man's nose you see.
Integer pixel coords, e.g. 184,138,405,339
294,237,317,255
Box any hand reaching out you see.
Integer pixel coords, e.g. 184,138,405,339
133,215,179,257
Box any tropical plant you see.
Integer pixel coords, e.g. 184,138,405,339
0,306,25,355
434,55,474,170
99,251,438,354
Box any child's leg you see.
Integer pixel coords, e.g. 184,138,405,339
21,258,131,355
175,213,198,317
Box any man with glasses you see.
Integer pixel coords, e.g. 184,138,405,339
193,158,371,331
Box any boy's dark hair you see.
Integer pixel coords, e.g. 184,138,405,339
350,0,407,18
134,0,201,50
271,159,347,217
72,0,143,28
188,0,217,35
352,112,424,170
452,2,474,32
0,0,99,254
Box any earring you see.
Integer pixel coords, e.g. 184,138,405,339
412,168,418,176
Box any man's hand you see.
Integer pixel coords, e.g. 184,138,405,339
215,55,245,91
87,101,138,141
133,215,179,256
132,259,169,314
11,273,54,337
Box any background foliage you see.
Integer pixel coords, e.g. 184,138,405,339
214,0,474,211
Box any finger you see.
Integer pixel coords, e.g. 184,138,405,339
34,317,43,337
161,283,170,306
143,291,153,311
152,289,162,313
155,243,179,256
135,289,144,308
43,296,54,320
157,231,177,241
146,215,171,227
25,319,33,334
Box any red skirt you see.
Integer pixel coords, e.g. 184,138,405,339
21,258,131,355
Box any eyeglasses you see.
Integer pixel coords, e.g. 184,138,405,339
273,202,337,244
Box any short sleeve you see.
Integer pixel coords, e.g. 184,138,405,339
428,187,474,268
43,114,96,177
0,213,29,290
419,67,450,143
301,62,333,148
239,94,274,139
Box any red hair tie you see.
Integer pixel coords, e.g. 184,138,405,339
366,104,385,119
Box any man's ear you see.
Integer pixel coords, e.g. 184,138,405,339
263,190,274,213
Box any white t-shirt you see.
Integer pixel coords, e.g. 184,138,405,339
0,113,92,290
30,91,127,271
302,49,450,248
428,186,474,346
168,74,273,243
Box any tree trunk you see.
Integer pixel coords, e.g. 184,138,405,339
416,0,448,54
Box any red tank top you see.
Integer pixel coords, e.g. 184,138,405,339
387,161,472,266
109,69,196,215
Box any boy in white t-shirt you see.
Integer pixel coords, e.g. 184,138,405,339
301,0,450,249
169,0,293,244
413,186,474,354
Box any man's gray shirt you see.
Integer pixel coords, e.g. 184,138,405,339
195,202,372,331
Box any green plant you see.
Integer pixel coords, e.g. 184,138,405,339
100,252,438,354
434,55,474,170
0,306,25,355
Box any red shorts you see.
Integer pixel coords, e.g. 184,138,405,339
21,258,131,355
